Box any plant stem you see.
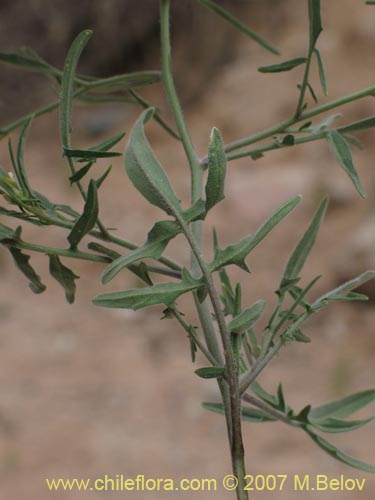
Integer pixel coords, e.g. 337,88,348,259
160,2,247,498
159,0,222,364
242,393,301,428
200,85,375,163
295,48,314,118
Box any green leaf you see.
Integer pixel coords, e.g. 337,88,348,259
308,416,374,434
282,134,295,146
125,108,182,216
8,247,46,294
69,163,93,184
202,402,276,423
83,71,161,93
93,271,203,310
15,116,34,198
102,220,180,284
306,82,318,104
48,255,79,304
314,48,328,96
63,148,122,161
228,300,266,333
312,271,375,309
196,0,279,55
281,197,328,286
89,131,126,152
210,195,301,272
195,367,226,379
60,30,93,149
327,130,366,198
67,179,99,249
305,429,375,473
258,57,307,73
0,222,18,242
0,51,55,75
338,116,375,134
309,389,375,420
251,382,279,408
95,166,112,189
308,0,323,48
205,127,227,211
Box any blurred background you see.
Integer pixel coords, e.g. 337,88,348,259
0,1,374,498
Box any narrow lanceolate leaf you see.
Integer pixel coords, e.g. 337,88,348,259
15,116,34,197
308,416,374,434
228,300,266,333
309,389,375,420
202,402,276,423
102,220,180,284
205,127,226,211
327,130,366,198
48,255,79,304
8,247,46,294
67,180,98,249
338,116,375,134
258,57,307,73
314,48,328,96
312,271,375,309
0,51,54,75
125,108,182,216
308,0,323,48
69,163,93,184
281,197,328,286
196,0,279,55
60,30,93,149
93,273,203,310
305,429,375,473
63,148,122,161
195,367,226,379
95,166,112,189
210,195,301,272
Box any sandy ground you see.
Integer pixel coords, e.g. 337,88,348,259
0,1,374,499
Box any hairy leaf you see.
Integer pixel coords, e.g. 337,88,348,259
125,108,182,216
308,0,323,47
281,197,328,286
327,130,366,198
305,430,375,473
228,300,266,333
102,220,180,284
309,389,375,420
67,179,98,249
205,127,226,211
210,195,301,272
93,271,203,310
49,255,79,304
60,30,92,149
63,148,122,161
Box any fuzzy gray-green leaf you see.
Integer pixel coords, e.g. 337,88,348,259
305,430,375,473
308,416,374,434
308,0,323,47
314,48,328,96
258,57,307,73
205,127,226,211
93,275,203,311
228,300,266,333
49,255,79,304
309,389,375,420
102,220,180,284
281,197,328,285
125,108,182,216
210,195,301,272
67,179,98,249
327,130,366,198
60,30,92,149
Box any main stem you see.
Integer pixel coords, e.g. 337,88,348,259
160,2,247,497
